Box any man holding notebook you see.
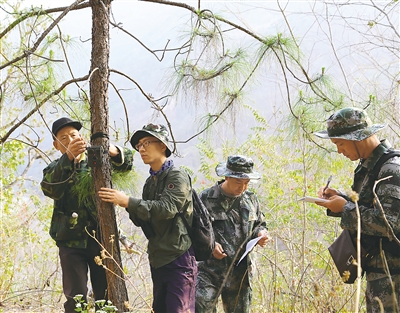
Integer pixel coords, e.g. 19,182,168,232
314,107,400,312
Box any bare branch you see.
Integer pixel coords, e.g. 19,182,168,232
108,19,171,62
142,0,265,42
3,147,42,189
372,175,400,246
0,0,88,70
108,80,130,143
0,75,89,144
0,1,90,39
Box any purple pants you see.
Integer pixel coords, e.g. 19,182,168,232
151,247,197,313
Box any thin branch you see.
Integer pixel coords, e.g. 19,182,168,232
0,1,90,39
0,75,89,144
109,69,167,105
211,223,264,309
142,0,265,42
108,80,130,143
108,20,170,62
57,24,90,101
370,0,400,39
87,229,154,312
3,147,41,189
355,200,361,312
108,68,177,152
0,0,88,70
175,43,269,144
372,175,400,245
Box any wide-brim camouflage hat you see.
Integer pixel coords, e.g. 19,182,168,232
216,155,261,180
130,123,172,157
314,107,386,141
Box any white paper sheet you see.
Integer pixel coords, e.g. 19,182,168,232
236,236,263,266
298,196,328,204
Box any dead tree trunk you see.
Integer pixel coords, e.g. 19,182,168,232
89,0,128,311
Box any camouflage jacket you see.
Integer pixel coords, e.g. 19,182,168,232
198,181,267,274
126,165,193,269
332,141,400,278
41,146,133,249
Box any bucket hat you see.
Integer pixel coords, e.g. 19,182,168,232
52,117,82,138
130,123,173,157
314,107,386,141
216,155,261,180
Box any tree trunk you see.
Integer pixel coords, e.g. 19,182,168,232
89,0,128,311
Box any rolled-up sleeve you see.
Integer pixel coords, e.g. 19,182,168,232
111,146,133,171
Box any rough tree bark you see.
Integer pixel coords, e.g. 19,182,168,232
89,0,129,311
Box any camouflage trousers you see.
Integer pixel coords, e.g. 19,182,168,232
195,263,252,313
366,273,400,313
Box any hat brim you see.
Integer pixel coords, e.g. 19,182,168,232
314,124,386,141
53,121,82,137
130,129,172,157
215,162,261,180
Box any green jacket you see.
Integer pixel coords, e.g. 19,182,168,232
41,146,133,248
126,165,193,268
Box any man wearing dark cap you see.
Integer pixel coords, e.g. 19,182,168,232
195,155,270,313
314,107,400,312
41,117,133,313
98,123,197,313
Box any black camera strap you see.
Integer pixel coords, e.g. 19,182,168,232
90,132,109,141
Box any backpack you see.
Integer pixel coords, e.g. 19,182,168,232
177,179,215,261
363,149,400,257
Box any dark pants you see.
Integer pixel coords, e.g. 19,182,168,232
151,247,197,313
59,237,108,313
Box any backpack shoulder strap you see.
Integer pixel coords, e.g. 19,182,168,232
370,149,400,183
367,149,400,253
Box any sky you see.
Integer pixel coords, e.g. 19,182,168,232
2,0,399,178
5,1,291,162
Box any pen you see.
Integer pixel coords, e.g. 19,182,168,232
323,175,332,194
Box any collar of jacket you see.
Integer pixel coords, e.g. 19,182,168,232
359,142,391,172
151,164,174,180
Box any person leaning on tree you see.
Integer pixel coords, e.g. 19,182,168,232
195,155,270,313
98,123,197,313
314,107,400,312
40,117,133,313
